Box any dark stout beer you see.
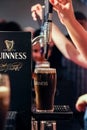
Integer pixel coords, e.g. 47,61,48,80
34,68,56,112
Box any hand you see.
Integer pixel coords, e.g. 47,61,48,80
31,4,43,21
49,0,75,25
75,94,87,112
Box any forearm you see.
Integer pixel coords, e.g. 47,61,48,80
52,23,82,61
49,0,87,60
64,18,87,60
52,23,74,59
52,23,87,68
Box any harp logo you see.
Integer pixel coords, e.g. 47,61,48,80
4,40,14,51
0,39,27,60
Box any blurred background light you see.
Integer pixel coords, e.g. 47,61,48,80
80,0,87,5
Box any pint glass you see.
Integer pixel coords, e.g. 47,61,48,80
0,74,10,130
34,68,56,112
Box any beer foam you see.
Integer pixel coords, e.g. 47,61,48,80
0,86,9,97
34,68,56,74
35,61,50,68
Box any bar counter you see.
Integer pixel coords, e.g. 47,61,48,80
31,105,84,130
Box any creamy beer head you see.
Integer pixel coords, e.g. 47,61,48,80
34,67,57,112
34,68,56,73
35,60,50,68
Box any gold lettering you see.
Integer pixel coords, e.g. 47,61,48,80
0,62,23,72
34,80,48,86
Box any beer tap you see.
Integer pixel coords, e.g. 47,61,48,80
43,0,53,59
32,0,53,59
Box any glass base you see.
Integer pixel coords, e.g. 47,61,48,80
36,108,54,113
40,120,56,130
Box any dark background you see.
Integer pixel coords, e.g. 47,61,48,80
0,0,87,34
0,32,31,130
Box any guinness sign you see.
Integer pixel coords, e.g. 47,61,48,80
0,32,31,130
0,32,30,72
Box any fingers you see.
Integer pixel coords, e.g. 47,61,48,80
49,0,67,5
76,102,86,112
49,0,63,13
75,94,87,112
58,0,67,4
31,3,42,12
31,11,36,21
31,4,42,21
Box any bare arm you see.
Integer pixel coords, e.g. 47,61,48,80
64,17,87,61
52,23,87,68
31,3,87,68
49,0,87,62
